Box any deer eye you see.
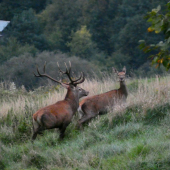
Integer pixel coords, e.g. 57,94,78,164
79,88,81,91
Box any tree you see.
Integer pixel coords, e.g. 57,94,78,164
67,26,97,60
115,15,150,69
0,51,99,89
139,2,170,70
0,37,37,63
0,0,48,20
4,8,48,51
38,0,83,52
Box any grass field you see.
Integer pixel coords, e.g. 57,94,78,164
0,75,170,170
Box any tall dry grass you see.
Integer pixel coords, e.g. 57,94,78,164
1,75,170,123
0,75,117,118
85,75,170,128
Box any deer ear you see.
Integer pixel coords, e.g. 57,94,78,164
112,67,118,74
60,83,69,89
122,66,126,73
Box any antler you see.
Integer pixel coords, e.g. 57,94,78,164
57,62,85,86
34,62,85,86
74,72,85,85
34,62,66,85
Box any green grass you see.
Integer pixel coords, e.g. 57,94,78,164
0,76,170,169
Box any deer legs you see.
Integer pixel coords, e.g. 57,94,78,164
32,122,69,141
59,126,66,139
32,130,38,141
59,122,70,140
32,126,44,141
77,112,97,129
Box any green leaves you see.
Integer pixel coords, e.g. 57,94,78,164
154,5,161,12
139,3,170,70
67,26,97,60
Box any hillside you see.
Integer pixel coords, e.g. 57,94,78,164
0,75,170,169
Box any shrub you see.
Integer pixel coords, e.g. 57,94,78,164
0,51,100,89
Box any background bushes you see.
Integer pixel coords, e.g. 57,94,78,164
0,51,100,89
0,0,169,90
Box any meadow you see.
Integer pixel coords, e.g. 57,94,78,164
0,74,170,170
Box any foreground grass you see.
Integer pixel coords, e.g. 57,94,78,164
0,76,170,169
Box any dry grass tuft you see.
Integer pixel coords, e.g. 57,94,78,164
1,75,170,122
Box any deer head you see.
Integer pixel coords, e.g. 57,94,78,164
113,66,126,82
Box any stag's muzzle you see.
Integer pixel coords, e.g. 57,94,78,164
85,91,89,96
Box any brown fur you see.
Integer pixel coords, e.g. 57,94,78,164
77,67,128,129
32,63,89,141
32,85,89,140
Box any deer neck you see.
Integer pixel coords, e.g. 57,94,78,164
119,81,128,96
65,90,79,112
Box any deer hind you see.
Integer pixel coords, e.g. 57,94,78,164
77,66,128,129
32,62,89,141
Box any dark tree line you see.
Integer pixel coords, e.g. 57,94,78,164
0,0,168,88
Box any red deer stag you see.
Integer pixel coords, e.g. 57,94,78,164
32,63,89,140
77,66,128,129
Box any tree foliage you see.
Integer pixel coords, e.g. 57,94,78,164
139,2,170,70
38,0,82,52
4,9,48,51
0,37,37,63
0,0,169,88
0,52,99,89
0,0,48,20
67,26,97,60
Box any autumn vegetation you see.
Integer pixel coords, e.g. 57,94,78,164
1,1,170,169
139,2,170,70
0,75,170,169
0,0,170,89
